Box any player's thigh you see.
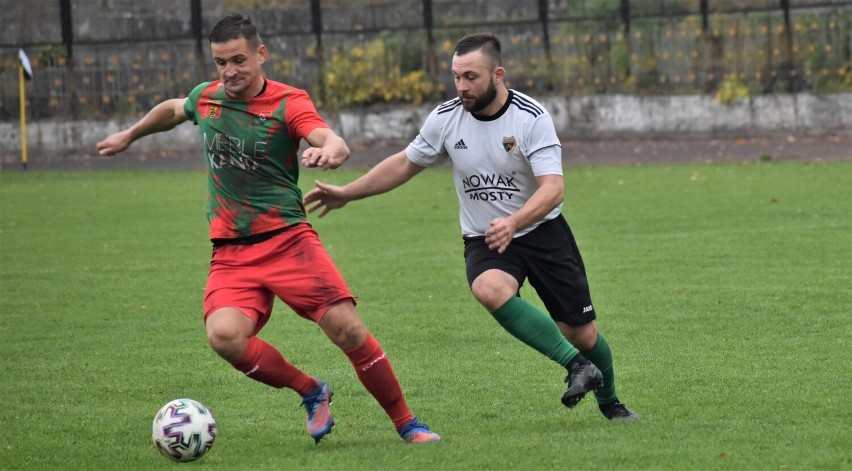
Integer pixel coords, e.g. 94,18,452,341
464,238,523,309
266,226,355,323
517,218,596,325
527,254,595,324
204,244,275,336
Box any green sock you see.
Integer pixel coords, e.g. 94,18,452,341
581,333,618,404
491,296,579,367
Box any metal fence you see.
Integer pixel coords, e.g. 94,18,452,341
2,0,851,121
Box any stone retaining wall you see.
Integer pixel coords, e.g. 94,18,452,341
2,93,850,164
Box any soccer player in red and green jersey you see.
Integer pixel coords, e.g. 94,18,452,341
96,13,440,444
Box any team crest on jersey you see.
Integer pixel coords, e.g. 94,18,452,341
207,100,222,118
502,136,517,153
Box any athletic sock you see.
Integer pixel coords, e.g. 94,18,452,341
232,336,318,395
344,333,414,431
491,296,579,367
581,333,618,404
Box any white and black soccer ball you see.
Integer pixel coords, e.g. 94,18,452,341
152,398,217,462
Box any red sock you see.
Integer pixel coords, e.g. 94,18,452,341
345,334,414,430
232,336,318,396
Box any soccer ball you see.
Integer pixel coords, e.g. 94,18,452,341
152,398,217,462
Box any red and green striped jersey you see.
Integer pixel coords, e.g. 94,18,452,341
184,80,328,240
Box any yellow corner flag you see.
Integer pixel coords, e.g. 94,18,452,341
19,48,32,169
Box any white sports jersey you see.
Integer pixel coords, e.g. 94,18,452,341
406,89,563,238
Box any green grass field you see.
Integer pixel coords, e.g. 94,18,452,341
1,161,850,470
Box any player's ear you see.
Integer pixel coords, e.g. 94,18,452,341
257,44,269,64
493,66,505,84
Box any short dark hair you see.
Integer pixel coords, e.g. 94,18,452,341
454,33,502,68
209,13,261,48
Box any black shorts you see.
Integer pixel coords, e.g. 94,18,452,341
463,214,596,325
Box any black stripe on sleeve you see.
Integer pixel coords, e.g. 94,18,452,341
511,94,544,117
437,98,462,115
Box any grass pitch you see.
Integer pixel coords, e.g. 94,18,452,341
1,161,850,470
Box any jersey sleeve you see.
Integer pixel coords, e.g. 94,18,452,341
282,90,328,140
526,112,563,177
405,106,448,168
183,82,211,125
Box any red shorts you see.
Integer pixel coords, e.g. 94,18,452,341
203,224,355,333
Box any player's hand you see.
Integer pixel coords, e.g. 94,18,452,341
96,130,132,156
303,180,348,217
301,146,348,170
485,216,518,254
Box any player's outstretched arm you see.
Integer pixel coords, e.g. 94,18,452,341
301,128,350,170
96,98,188,156
303,151,424,217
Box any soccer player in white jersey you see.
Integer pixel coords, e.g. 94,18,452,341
303,32,638,420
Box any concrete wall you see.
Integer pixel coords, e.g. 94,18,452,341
2,93,850,164
545,93,852,139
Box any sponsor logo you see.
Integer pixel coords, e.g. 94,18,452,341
203,132,266,171
582,304,594,313
453,139,468,149
462,173,520,201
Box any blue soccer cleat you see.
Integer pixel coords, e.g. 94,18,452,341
300,381,335,443
398,417,441,444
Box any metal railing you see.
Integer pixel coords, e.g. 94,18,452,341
2,0,850,121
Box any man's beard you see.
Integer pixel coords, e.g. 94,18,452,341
461,80,497,113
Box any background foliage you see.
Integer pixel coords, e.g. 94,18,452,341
1,0,850,119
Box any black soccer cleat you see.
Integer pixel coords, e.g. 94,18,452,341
561,355,604,408
599,400,640,421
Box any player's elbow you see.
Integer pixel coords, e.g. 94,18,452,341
548,182,564,200
542,179,564,204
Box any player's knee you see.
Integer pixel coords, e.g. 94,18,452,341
204,307,253,360
326,316,367,350
470,277,514,311
206,324,247,361
320,303,368,350
562,321,598,350
338,321,367,350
